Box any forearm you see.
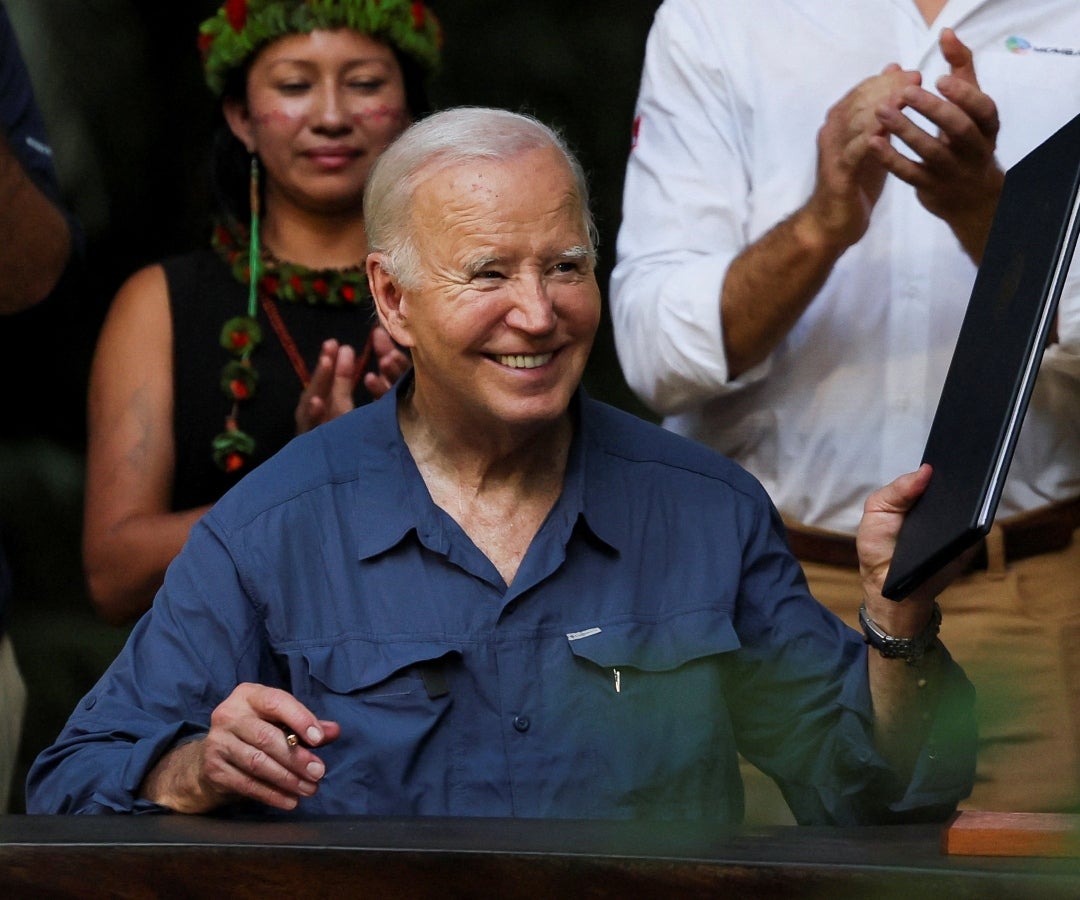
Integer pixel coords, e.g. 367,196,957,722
0,132,71,314
139,737,221,814
863,598,943,782
84,506,211,624
722,205,850,378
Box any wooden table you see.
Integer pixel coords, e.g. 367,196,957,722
1,814,1078,898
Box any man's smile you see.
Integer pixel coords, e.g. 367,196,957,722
492,352,554,369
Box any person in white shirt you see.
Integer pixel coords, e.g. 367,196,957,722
611,0,1080,816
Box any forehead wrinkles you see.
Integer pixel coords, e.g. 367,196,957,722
412,156,584,257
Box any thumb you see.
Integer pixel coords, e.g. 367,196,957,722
939,27,978,87
865,463,933,517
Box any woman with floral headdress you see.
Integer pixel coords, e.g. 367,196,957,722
83,0,442,625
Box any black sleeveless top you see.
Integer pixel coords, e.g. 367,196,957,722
164,249,378,511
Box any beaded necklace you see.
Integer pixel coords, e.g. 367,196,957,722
210,179,372,473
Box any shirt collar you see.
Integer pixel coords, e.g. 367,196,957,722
353,379,628,560
354,374,422,561
575,392,631,555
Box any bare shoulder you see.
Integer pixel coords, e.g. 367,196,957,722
91,262,174,405
94,264,172,362
106,263,171,329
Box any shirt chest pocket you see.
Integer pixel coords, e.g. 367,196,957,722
292,640,463,715
285,641,465,814
563,608,741,731
559,608,743,814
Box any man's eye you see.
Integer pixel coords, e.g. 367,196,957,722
475,270,505,280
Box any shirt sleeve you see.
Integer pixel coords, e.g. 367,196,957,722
24,516,265,814
726,497,977,825
610,0,770,417
0,7,62,196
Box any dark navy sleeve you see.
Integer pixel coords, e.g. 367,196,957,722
0,6,61,193
724,496,977,825
0,6,84,264
25,515,268,814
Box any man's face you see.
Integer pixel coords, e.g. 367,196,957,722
395,145,601,436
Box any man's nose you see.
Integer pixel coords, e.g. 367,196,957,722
505,275,557,333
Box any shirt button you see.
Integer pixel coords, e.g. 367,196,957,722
513,715,530,733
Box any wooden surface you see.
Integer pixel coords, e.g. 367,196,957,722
1,815,1079,899
943,811,1080,858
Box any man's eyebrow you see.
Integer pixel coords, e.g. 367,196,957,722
461,246,595,277
462,255,501,277
558,245,597,268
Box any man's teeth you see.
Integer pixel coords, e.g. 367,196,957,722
495,353,553,369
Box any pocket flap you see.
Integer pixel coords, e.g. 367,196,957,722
300,639,463,693
565,608,740,672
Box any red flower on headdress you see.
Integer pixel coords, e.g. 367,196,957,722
411,2,426,30
313,278,329,298
224,0,249,32
197,32,214,62
290,274,304,294
259,274,280,295
341,284,356,304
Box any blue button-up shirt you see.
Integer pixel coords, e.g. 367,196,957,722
27,384,975,821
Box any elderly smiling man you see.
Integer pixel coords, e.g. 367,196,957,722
27,107,975,822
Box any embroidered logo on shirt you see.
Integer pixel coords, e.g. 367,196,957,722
1006,35,1080,57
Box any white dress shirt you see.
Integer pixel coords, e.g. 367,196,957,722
611,0,1080,532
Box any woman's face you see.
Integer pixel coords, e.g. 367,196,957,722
225,29,410,217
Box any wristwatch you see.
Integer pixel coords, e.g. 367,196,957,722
859,601,941,664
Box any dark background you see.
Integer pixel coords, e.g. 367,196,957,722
3,0,664,811
9,0,664,416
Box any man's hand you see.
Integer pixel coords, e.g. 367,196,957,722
139,683,340,814
869,28,1005,262
856,464,932,597
721,65,921,377
857,463,974,616
802,64,923,252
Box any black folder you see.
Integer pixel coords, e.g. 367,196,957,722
881,110,1080,600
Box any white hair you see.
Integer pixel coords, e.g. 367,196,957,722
364,106,598,288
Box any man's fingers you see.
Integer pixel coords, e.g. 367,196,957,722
939,28,977,86
242,684,327,745
203,685,335,810
866,463,933,516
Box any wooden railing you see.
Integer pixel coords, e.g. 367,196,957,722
1,813,1078,898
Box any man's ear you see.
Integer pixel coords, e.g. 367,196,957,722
367,253,415,349
222,97,256,153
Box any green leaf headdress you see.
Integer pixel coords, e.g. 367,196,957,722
198,0,442,97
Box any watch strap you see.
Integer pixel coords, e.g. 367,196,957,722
859,601,942,664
